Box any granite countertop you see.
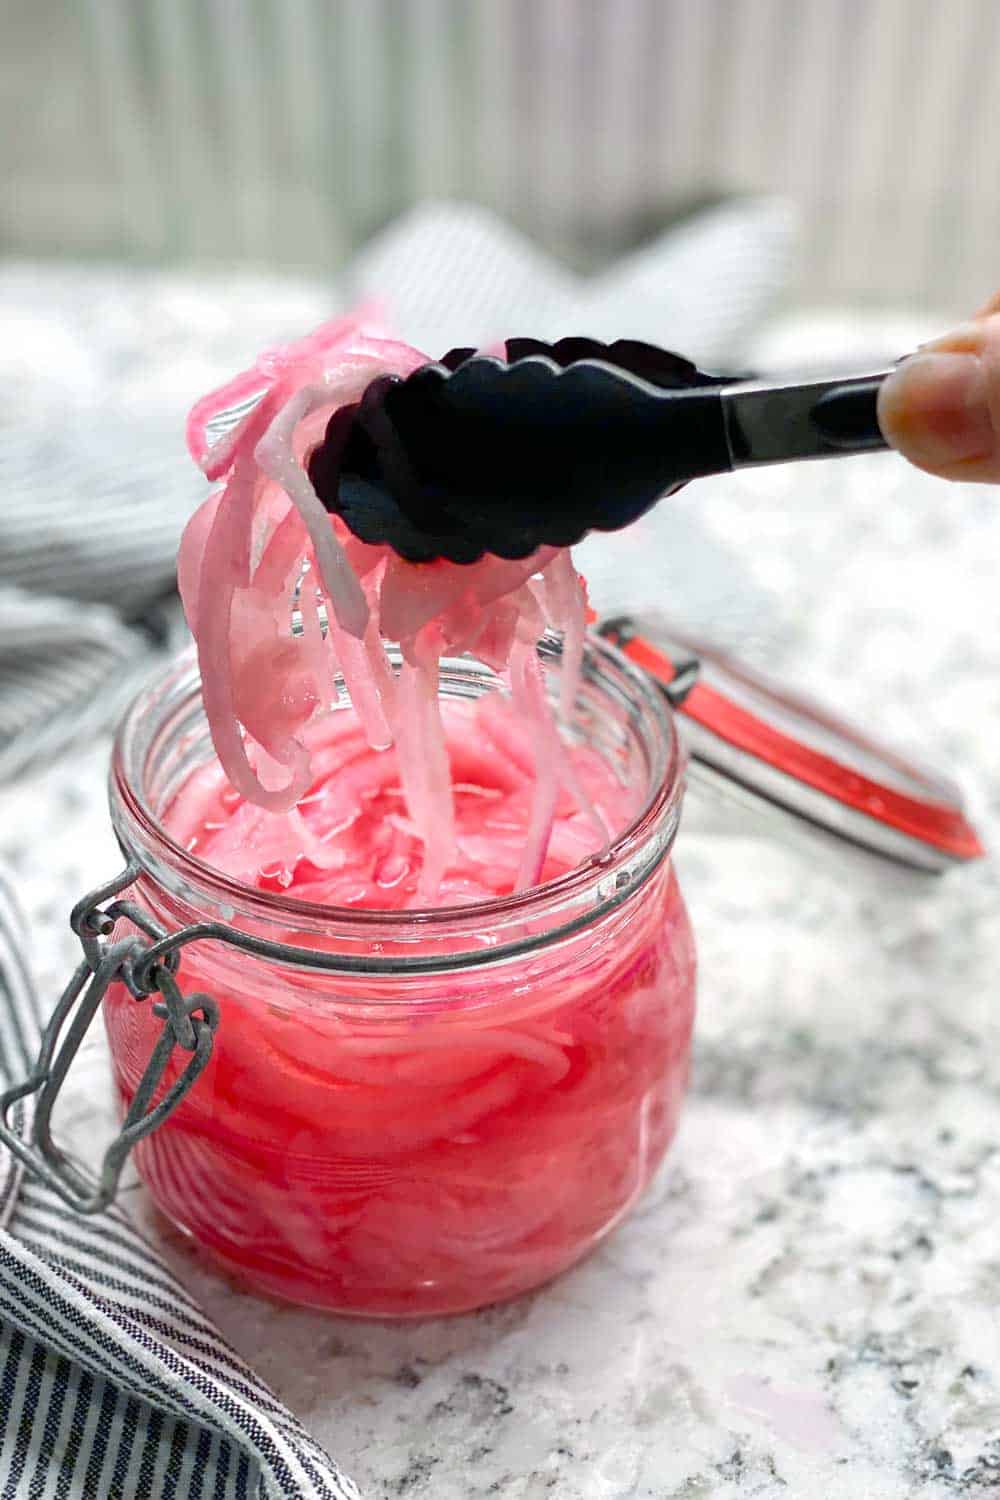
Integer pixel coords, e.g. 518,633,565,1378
2,324,999,1498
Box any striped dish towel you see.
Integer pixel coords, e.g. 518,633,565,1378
0,878,360,1500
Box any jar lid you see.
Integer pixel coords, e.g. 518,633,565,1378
596,614,985,875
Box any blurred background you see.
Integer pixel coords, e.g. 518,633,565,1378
1,0,998,776
4,0,999,307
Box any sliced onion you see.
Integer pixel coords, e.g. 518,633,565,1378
395,654,456,903
186,310,381,471
187,375,271,475
177,488,223,631
541,550,587,720
195,456,306,810
510,640,561,892
182,318,591,902
255,384,369,638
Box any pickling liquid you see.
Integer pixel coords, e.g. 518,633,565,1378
103,696,696,1316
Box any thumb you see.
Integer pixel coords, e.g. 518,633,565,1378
877,312,1000,483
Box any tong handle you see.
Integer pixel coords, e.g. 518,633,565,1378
722,371,891,468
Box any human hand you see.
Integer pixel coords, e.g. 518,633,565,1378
877,292,1000,482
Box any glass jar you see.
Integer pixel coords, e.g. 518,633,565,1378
100,635,696,1318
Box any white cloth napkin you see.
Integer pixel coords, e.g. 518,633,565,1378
346,198,798,367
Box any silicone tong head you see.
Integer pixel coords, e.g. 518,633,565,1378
307,338,738,563
444,337,737,390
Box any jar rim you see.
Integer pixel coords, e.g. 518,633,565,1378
109,634,684,956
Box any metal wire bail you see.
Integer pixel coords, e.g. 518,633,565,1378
0,862,219,1215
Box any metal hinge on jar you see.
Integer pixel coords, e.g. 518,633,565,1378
596,615,701,707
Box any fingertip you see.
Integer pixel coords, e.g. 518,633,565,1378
878,352,996,473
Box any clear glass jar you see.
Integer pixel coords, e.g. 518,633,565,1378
102,635,696,1318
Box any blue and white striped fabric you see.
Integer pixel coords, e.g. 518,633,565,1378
0,877,360,1500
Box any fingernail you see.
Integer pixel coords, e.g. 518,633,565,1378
878,351,995,466
918,321,985,354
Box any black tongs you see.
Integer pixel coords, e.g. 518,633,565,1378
308,337,892,564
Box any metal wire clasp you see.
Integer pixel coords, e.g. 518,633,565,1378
0,862,219,1214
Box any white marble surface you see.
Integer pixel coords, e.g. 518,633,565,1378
2,315,1000,1498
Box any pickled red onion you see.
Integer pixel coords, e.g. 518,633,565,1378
254,384,369,638
541,550,588,720
510,639,562,892
179,316,594,899
185,307,383,473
